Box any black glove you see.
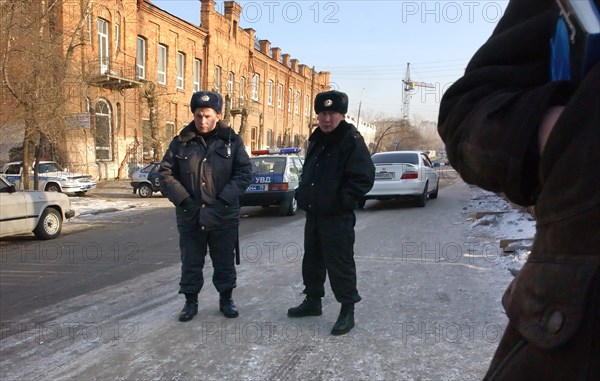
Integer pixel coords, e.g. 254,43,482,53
180,197,199,222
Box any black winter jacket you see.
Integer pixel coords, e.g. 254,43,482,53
296,121,374,215
438,0,600,360
158,120,252,230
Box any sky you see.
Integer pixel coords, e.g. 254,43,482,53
151,0,509,123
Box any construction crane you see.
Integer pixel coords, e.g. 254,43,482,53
402,62,434,121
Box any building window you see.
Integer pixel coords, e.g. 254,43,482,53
239,76,246,101
304,94,309,116
277,84,283,109
267,80,273,106
193,59,201,92
136,37,146,79
228,72,234,96
288,88,292,112
176,52,185,89
295,91,300,114
97,18,109,74
164,122,175,153
251,126,258,151
87,14,92,42
214,65,221,92
95,99,113,161
158,44,167,85
267,129,273,147
114,22,120,53
116,102,121,132
251,73,259,101
142,119,153,161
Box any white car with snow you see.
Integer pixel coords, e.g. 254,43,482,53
0,175,75,240
0,160,96,195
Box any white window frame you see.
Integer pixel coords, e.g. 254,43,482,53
277,84,283,109
228,72,234,95
114,23,120,53
288,88,292,112
251,73,260,101
304,94,309,116
295,90,300,114
97,18,109,74
136,37,146,79
267,80,273,106
215,65,221,92
193,59,201,92
239,76,246,101
158,44,167,85
176,52,185,89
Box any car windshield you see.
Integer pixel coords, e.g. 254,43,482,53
37,162,64,172
372,153,419,165
141,163,159,173
251,157,286,174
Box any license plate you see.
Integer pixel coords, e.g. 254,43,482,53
246,184,266,191
375,171,394,180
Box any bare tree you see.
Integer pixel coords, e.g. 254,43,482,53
1,0,93,189
371,118,424,154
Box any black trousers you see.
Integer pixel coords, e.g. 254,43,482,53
177,224,237,295
302,211,361,304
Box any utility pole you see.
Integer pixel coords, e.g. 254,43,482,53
402,63,434,122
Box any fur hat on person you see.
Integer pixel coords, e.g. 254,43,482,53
314,90,349,114
190,91,223,114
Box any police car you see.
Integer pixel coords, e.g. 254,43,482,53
130,162,162,198
239,148,304,216
0,160,96,195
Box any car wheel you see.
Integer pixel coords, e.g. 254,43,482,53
279,195,297,216
45,183,61,192
138,183,153,198
33,207,63,240
416,182,428,207
357,198,366,209
429,179,439,199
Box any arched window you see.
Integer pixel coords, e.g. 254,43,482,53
95,99,113,161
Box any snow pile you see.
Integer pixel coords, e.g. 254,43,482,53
69,197,156,222
464,186,536,275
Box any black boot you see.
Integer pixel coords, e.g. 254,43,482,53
287,297,322,317
331,303,354,335
219,289,239,318
178,293,198,322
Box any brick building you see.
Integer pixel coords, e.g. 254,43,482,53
2,0,329,179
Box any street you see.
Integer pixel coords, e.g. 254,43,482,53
0,175,514,381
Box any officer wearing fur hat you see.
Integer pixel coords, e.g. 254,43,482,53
159,91,252,322
289,90,375,335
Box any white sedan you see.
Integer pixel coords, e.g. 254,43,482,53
360,150,439,208
0,175,75,239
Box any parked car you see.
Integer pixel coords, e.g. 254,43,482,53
0,160,96,195
130,162,163,198
0,175,75,239
361,150,439,208
239,148,304,216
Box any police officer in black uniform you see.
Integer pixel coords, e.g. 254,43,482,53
288,90,375,335
159,91,252,322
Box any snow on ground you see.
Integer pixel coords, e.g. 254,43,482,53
463,185,536,275
68,197,156,222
